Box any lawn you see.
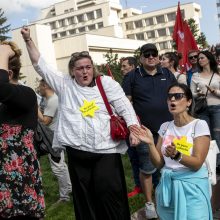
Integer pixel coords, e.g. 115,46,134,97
40,154,145,220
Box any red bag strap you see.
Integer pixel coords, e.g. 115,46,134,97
96,75,113,116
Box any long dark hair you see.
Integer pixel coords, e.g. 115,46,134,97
197,50,218,74
167,83,193,116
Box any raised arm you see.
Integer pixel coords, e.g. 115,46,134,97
21,26,40,65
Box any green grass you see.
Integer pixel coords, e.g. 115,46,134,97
40,154,145,220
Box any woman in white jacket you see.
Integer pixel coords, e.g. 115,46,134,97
21,26,140,220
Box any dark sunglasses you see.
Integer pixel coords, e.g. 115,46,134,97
188,55,198,60
143,52,158,58
167,93,186,101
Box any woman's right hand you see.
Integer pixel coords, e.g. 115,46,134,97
21,26,31,41
130,125,154,145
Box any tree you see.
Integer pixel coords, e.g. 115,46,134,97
0,8,10,41
187,18,209,49
99,49,123,84
197,32,209,49
187,18,199,39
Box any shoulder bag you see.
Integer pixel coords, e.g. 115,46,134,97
194,73,215,115
96,76,129,141
193,119,219,185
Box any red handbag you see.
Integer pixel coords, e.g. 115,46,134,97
96,76,129,141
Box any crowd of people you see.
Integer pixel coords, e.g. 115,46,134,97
0,25,219,220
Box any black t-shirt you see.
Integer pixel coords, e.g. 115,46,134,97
0,69,38,129
122,66,177,133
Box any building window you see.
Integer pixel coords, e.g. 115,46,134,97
52,33,57,39
50,22,56,30
157,28,166,37
136,33,145,40
69,29,76,35
181,10,185,19
125,21,134,30
59,19,65,27
123,13,128,18
68,17,75,24
78,27,86,33
97,22,103,28
146,30,155,39
50,9,56,16
64,9,69,13
156,15,165,24
87,11,95,20
77,14,84,23
168,26,174,36
134,20,143,28
127,34,135,39
145,17,154,26
159,41,169,50
60,31,66,37
88,24,96,31
167,12,176,21
70,8,74,12
96,9,102,18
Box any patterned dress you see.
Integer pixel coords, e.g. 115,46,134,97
0,69,45,218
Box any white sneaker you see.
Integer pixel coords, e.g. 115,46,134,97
145,202,158,219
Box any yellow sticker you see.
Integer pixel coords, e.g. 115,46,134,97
80,100,99,117
173,136,193,156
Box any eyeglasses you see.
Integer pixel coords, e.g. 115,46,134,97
167,93,186,101
71,51,90,59
143,52,158,58
188,55,198,60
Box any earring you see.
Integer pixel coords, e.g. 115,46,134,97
186,106,189,111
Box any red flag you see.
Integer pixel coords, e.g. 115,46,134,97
106,64,114,79
183,20,199,69
172,2,198,70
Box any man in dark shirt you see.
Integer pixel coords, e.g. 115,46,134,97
121,57,142,198
122,43,176,219
186,50,199,87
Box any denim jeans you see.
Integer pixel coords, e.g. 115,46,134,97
198,104,220,166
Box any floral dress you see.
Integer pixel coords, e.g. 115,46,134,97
0,69,45,218
0,124,45,218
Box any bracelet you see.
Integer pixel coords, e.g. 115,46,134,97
24,38,32,42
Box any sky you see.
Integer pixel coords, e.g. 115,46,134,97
1,0,219,45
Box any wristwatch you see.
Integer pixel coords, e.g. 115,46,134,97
171,151,182,162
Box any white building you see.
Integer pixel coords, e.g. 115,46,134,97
12,0,201,88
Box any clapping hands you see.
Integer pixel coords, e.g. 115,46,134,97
130,125,154,146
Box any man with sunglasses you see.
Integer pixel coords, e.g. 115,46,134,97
186,50,199,87
122,43,176,219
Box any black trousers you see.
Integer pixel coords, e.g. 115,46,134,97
66,147,130,220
